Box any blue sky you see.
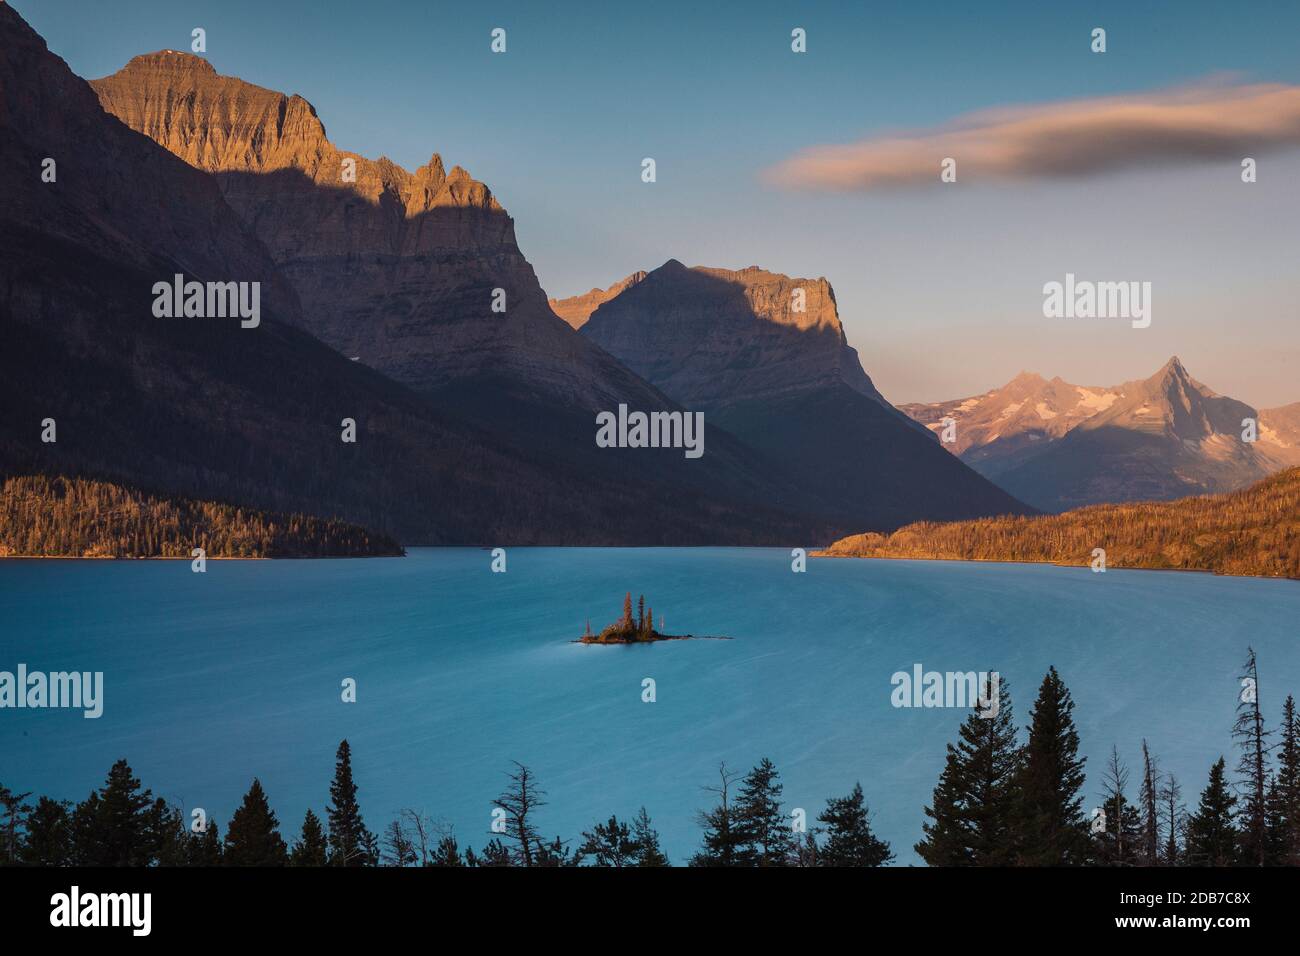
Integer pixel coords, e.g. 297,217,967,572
17,0,1300,405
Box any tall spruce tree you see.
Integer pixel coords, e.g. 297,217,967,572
1270,695,1300,865
631,807,669,866
186,819,223,866
19,797,71,866
691,763,744,866
290,809,328,866
151,802,190,867
1185,757,1237,866
224,778,288,866
1233,648,1270,866
734,758,794,866
69,792,101,866
83,760,157,866
818,783,893,866
0,784,31,865
327,740,374,866
1013,667,1090,865
916,674,1019,865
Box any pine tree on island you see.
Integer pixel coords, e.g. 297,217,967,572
582,592,687,643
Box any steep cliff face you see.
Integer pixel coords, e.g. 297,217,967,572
576,261,897,410
1,42,298,317
0,6,821,545
571,261,1032,530
91,52,654,407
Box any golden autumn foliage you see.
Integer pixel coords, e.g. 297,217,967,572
0,475,403,558
816,467,1300,580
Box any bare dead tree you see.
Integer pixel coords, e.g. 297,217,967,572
1159,772,1185,865
1139,740,1161,866
1099,746,1132,865
493,762,546,867
396,809,435,866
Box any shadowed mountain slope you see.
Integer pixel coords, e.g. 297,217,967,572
0,4,820,545
566,261,1032,531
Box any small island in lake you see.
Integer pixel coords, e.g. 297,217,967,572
578,592,724,644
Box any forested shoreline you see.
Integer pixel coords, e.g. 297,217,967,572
817,467,1300,580
3,652,1296,868
0,475,402,559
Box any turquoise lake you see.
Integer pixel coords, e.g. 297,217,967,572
2,548,1298,865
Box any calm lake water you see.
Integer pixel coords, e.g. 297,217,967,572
2,548,1298,865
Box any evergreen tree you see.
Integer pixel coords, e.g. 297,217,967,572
637,594,645,631
1185,757,1237,866
1270,695,1300,865
818,783,893,866
69,792,102,866
916,674,1020,865
631,807,669,866
734,758,794,866
533,834,574,866
622,592,633,628
224,778,288,866
151,802,190,867
1013,667,1090,865
289,809,328,866
576,815,638,867
472,838,513,867
1233,648,1269,866
0,784,31,865
430,833,465,867
327,740,374,866
691,763,744,866
82,760,158,866
19,797,71,866
186,819,223,866
1263,774,1287,865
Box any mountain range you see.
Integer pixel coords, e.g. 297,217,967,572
554,261,1028,529
901,358,1300,511
0,4,1030,544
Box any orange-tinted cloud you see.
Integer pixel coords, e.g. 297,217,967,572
765,81,1300,191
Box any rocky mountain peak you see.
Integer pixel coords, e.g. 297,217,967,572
123,50,217,76
90,52,621,400
569,261,905,414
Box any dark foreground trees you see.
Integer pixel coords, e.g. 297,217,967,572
916,675,1018,865
3,654,1297,868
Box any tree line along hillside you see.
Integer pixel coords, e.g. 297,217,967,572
816,467,1300,579
0,474,403,558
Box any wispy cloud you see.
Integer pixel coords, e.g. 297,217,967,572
765,80,1300,191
